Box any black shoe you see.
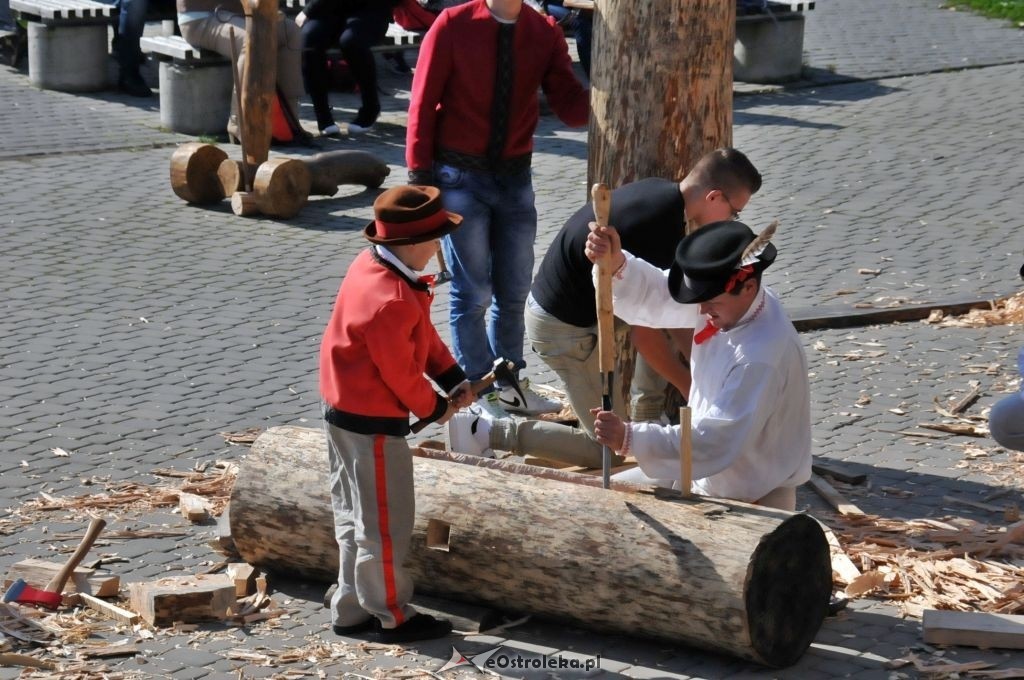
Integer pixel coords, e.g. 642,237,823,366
118,72,152,98
374,613,452,643
333,618,375,636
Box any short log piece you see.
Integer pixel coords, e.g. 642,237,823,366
252,158,311,218
229,426,831,667
128,574,235,627
170,143,228,205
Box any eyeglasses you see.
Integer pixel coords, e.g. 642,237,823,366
718,190,742,219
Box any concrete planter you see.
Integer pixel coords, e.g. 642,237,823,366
734,11,805,83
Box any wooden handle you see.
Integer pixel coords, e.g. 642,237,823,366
679,406,692,497
44,517,107,595
592,183,614,377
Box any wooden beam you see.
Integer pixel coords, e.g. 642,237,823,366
923,610,1024,650
807,474,865,516
77,593,141,625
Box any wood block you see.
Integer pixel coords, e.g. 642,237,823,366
923,610,1024,649
5,558,119,597
127,574,235,627
178,492,211,523
77,593,140,625
225,563,257,597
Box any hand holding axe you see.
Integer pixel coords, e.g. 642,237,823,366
592,183,614,490
410,358,517,433
3,517,106,609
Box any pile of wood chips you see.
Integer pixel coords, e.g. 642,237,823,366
830,514,1024,618
19,461,238,519
928,289,1024,328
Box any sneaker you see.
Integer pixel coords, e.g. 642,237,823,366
375,613,452,643
347,120,374,134
333,618,374,636
477,392,510,419
320,123,341,137
496,378,562,415
447,407,493,457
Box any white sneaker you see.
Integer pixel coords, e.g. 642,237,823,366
476,393,510,419
320,123,341,137
495,378,562,415
446,407,493,458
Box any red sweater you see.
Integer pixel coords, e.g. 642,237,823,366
319,249,466,436
406,0,589,173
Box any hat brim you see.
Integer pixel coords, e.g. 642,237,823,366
668,243,777,304
363,212,463,245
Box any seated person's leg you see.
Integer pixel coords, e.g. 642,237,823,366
277,15,305,122
301,14,343,133
116,0,151,96
338,7,390,131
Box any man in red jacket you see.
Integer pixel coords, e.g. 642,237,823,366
406,0,589,416
319,185,473,642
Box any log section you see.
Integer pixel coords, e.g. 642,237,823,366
230,426,830,667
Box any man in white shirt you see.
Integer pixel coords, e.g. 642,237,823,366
586,220,811,511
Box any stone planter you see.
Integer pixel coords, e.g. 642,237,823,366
734,10,805,83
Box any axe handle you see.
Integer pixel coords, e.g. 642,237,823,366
679,406,692,497
592,183,614,377
592,183,614,490
44,517,106,596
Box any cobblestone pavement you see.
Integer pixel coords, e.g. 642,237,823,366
1,0,1023,677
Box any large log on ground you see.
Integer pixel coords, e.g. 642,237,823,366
230,426,830,667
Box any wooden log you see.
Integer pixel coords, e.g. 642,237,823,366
217,158,244,197
923,610,1024,650
127,574,235,627
252,157,311,218
230,426,831,667
4,558,119,598
240,0,276,188
231,191,259,217
305,150,390,195
588,0,732,189
169,142,228,204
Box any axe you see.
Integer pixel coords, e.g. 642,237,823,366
592,183,614,489
3,517,106,609
410,358,517,433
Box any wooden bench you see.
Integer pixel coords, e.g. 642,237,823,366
11,0,116,91
140,35,232,135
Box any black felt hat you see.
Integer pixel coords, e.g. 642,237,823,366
668,220,778,304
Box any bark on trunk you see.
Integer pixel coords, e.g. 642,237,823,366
240,0,277,189
230,426,830,667
588,0,733,187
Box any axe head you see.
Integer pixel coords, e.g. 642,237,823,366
2,578,63,609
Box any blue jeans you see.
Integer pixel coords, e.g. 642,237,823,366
435,163,537,382
103,0,147,72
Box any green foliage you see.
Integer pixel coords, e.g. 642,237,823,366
945,0,1024,24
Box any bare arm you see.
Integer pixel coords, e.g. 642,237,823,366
631,326,691,399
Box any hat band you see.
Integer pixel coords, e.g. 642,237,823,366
723,265,755,293
375,210,448,240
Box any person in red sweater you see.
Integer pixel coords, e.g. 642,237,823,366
319,185,473,643
405,0,589,416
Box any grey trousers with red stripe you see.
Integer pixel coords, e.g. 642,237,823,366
324,422,418,629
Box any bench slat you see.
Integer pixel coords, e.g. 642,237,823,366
140,35,227,63
12,0,115,21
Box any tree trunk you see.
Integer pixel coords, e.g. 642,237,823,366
588,0,733,187
588,0,733,416
240,0,277,189
169,143,228,205
229,426,830,667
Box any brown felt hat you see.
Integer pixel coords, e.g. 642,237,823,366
364,185,462,245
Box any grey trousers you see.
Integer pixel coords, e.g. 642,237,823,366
324,422,417,629
180,12,303,125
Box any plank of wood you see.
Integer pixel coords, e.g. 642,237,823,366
943,496,1005,513
923,610,1024,649
807,473,865,516
811,462,867,485
820,525,861,585
0,653,56,669
4,558,119,597
949,380,983,415
77,593,141,625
